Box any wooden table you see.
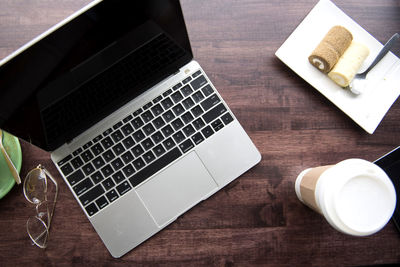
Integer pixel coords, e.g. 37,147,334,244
1,0,399,266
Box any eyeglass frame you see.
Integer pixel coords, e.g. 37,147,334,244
23,164,58,249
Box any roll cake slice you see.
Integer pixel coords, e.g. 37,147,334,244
328,41,370,87
308,26,353,73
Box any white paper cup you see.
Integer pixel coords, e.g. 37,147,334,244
295,159,396,236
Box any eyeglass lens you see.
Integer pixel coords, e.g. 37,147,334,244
27,215,49,248
24,168,47,204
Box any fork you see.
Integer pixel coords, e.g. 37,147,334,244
347,33,399,95
0,129,21,184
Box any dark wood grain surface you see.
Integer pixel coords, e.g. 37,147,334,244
1,0,400,266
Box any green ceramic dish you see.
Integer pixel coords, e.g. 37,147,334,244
0,131,22,199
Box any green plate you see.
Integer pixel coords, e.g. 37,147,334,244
0,131,22,199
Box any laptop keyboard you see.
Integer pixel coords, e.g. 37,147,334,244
57,70,234,216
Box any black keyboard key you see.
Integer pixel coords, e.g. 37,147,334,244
94,135,103,143
92,156,105,169
163,89,173,97
191,105,204,117
71,156,84,169
143,123,156,135
212,118,224,132
163,137,176,150
151,131,164,144
67,169,84,186
181,111,194,124
132,117,144,129
121,123,134,135
142,138,155,150
73,178,93,196
171,91,183,103
202,84,214,96
182,125,195,137
103,150,115,162
182,97,195,109
129,147,182,187
113,121,123,130
153,144,166,157
153,95,163,104
101,136,114,149
193,118,206,130
132,144,145,157
203,103,227,123
181,85,193,97
179,139,194,153
116,181,132,196
122,136,135,149
79,184,105,206
96,196,109,209
111,158,124,171
82,162,95,176
133,108,143,117
151,104,164,116
201,125,214,138
192,70,202,78
201,94,220,111
91,143,104,156
141,110,154,123
173,82,182,90
85,203,99,216
132,129,145,142
81,150,94,162
182,76,192,84
192,132,205,145
103,128,113,136
171,118,184,131
143,102,153,110
173,131,185,144
143,151,156,164
153,117,165,129
121,151,134,164
172,103,185,116
191,75,207,90
122,164,135,178
101,164,114,177
133,158,145,171
83,141,93,150
102,178,115,191
113,170,125,184
60,163,73,176
192,91,205,103
112,143,125,156
162,110,175,123
72,148,83,157
161,97,174,109
91,171,104,184
161,125,174,137
106,189,119,203
123,115,133,123
58,155,72,166
221,112,234,125
111,130,124,143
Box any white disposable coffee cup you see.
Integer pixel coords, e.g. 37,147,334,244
295,159,396,236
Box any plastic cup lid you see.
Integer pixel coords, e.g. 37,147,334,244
320,159,396,236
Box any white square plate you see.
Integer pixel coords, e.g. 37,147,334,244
275,0,400,133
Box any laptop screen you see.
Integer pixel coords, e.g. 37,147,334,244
0,0,193,151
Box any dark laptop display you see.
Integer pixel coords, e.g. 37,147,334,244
0,0,192,151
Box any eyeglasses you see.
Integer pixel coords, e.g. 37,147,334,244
23,165,58,249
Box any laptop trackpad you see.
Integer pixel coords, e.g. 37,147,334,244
136,151,218,227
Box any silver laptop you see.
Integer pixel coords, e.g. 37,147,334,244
0,0,261,257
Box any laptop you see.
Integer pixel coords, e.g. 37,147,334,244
0,0,261,257
374,147,400,233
